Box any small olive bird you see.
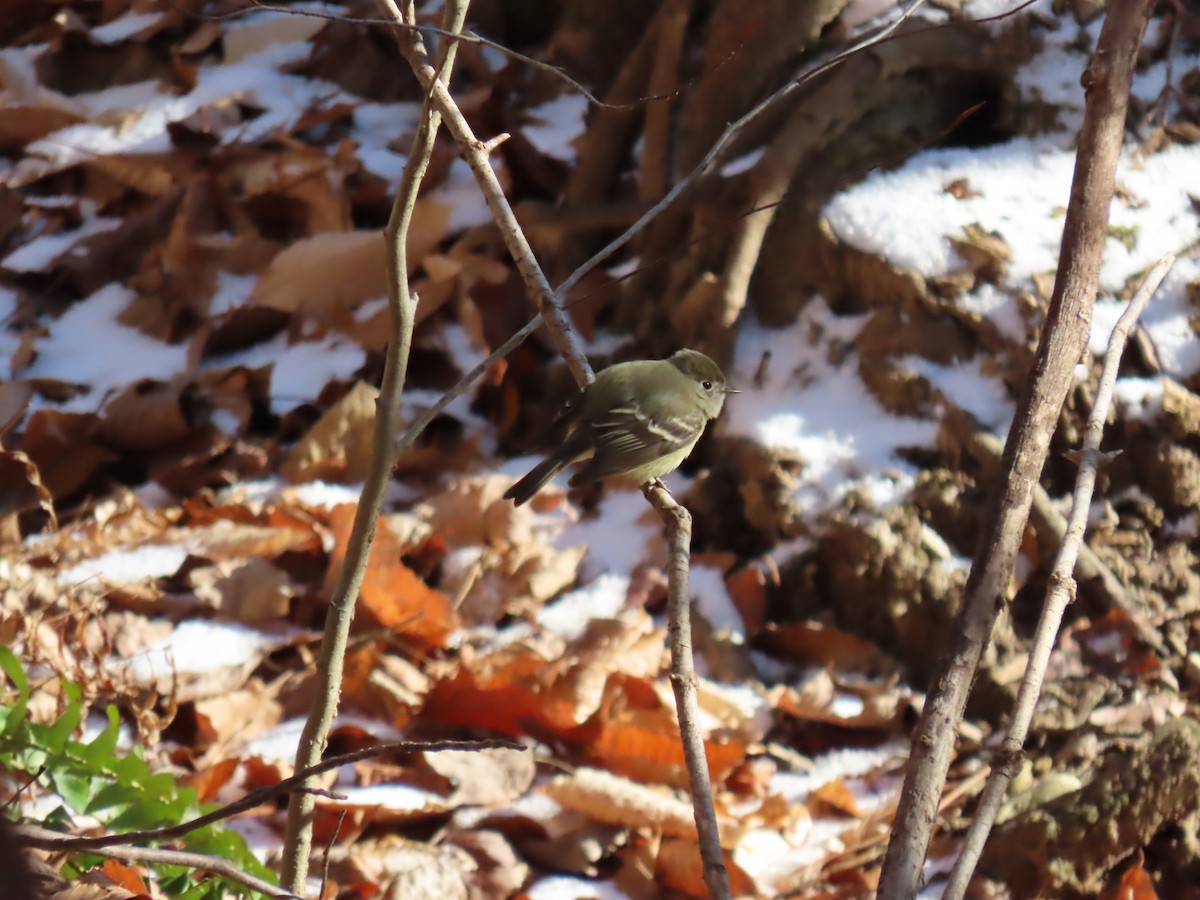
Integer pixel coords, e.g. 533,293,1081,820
504,349,738,506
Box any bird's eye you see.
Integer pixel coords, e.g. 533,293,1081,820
702,380,713,391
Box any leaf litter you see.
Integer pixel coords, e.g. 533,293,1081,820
0,1,1198,898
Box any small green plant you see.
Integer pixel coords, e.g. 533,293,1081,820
0,646,276,899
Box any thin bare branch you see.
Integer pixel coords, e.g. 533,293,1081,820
643,481,731,900
876,2,1156,895
392,11,594,385
940,254,1174,900
555,0,929,299
18,824,298,899
278,0,470,889
217,0,751,113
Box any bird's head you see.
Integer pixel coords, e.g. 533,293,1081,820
669,349,739,419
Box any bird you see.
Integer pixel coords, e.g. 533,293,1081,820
503,349,737,506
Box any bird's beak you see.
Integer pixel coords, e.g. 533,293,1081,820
723,386,741,394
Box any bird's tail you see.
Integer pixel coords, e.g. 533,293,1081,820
503,456,569,506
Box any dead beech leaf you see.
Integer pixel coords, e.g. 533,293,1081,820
175,519,321,559
656,837,755,899
724,563,767,636
760,620,891,673
223,11,327,63
0,105,84,153
0,449,57,531
341,836,471,900
422,474,574,549
180,20,223,54
193,685,282,752
98,860,149,896
584,701,747,788
543,617,665,727
20,408,115,500
949,223,1011,284
772,677,908,730
423,636,593,737
85,153,177,197
1101,852,1159,900
443,539,585,626
188,556,292,622
810,778,865,818
250,208,448,322
326,503,457,650
424,746,535,807
449,830,529,900
251,230,386,321
185,757,241,805
0,381,32,436
96,377,208,452
542,767,706,839
282,380,377,483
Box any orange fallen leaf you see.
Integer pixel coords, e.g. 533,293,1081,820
327,503,457,650
100,859,149,896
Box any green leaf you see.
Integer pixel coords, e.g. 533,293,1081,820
52,770,103,814
79,704,121,765
43,681,83,752
83,780,136,818
0,645,29,734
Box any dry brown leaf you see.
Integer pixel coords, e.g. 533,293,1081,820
0,381,32,436
326,503,458,650
84,154,177,197
20,409,115,501
760,621,892,673
228,149,351,234
180,20,223,54
250,208,449,322
724,563,767,636
185,756,241,804
340,836,471,900
250,230,386,320
193,684,283,753
98,860,148,897
771,676,908,730
424,746,535,807
282,380,377,483
448,829,529,900
422,474,575,549
0,449,57,532
548,617,665,724
172,519,321,560
188,556,293,622
1101,852,1159,900
583,699,747,788
423,640,574,736
542,767,704,839
809,778,866,819
95,377,208,452
0,105,84,152
656,837,755,899
444,540,585,626
349,275,457,352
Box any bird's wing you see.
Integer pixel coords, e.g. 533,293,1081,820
551,387,587,426
569,405,704,484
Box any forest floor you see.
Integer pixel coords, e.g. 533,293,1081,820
2,0,1200,898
